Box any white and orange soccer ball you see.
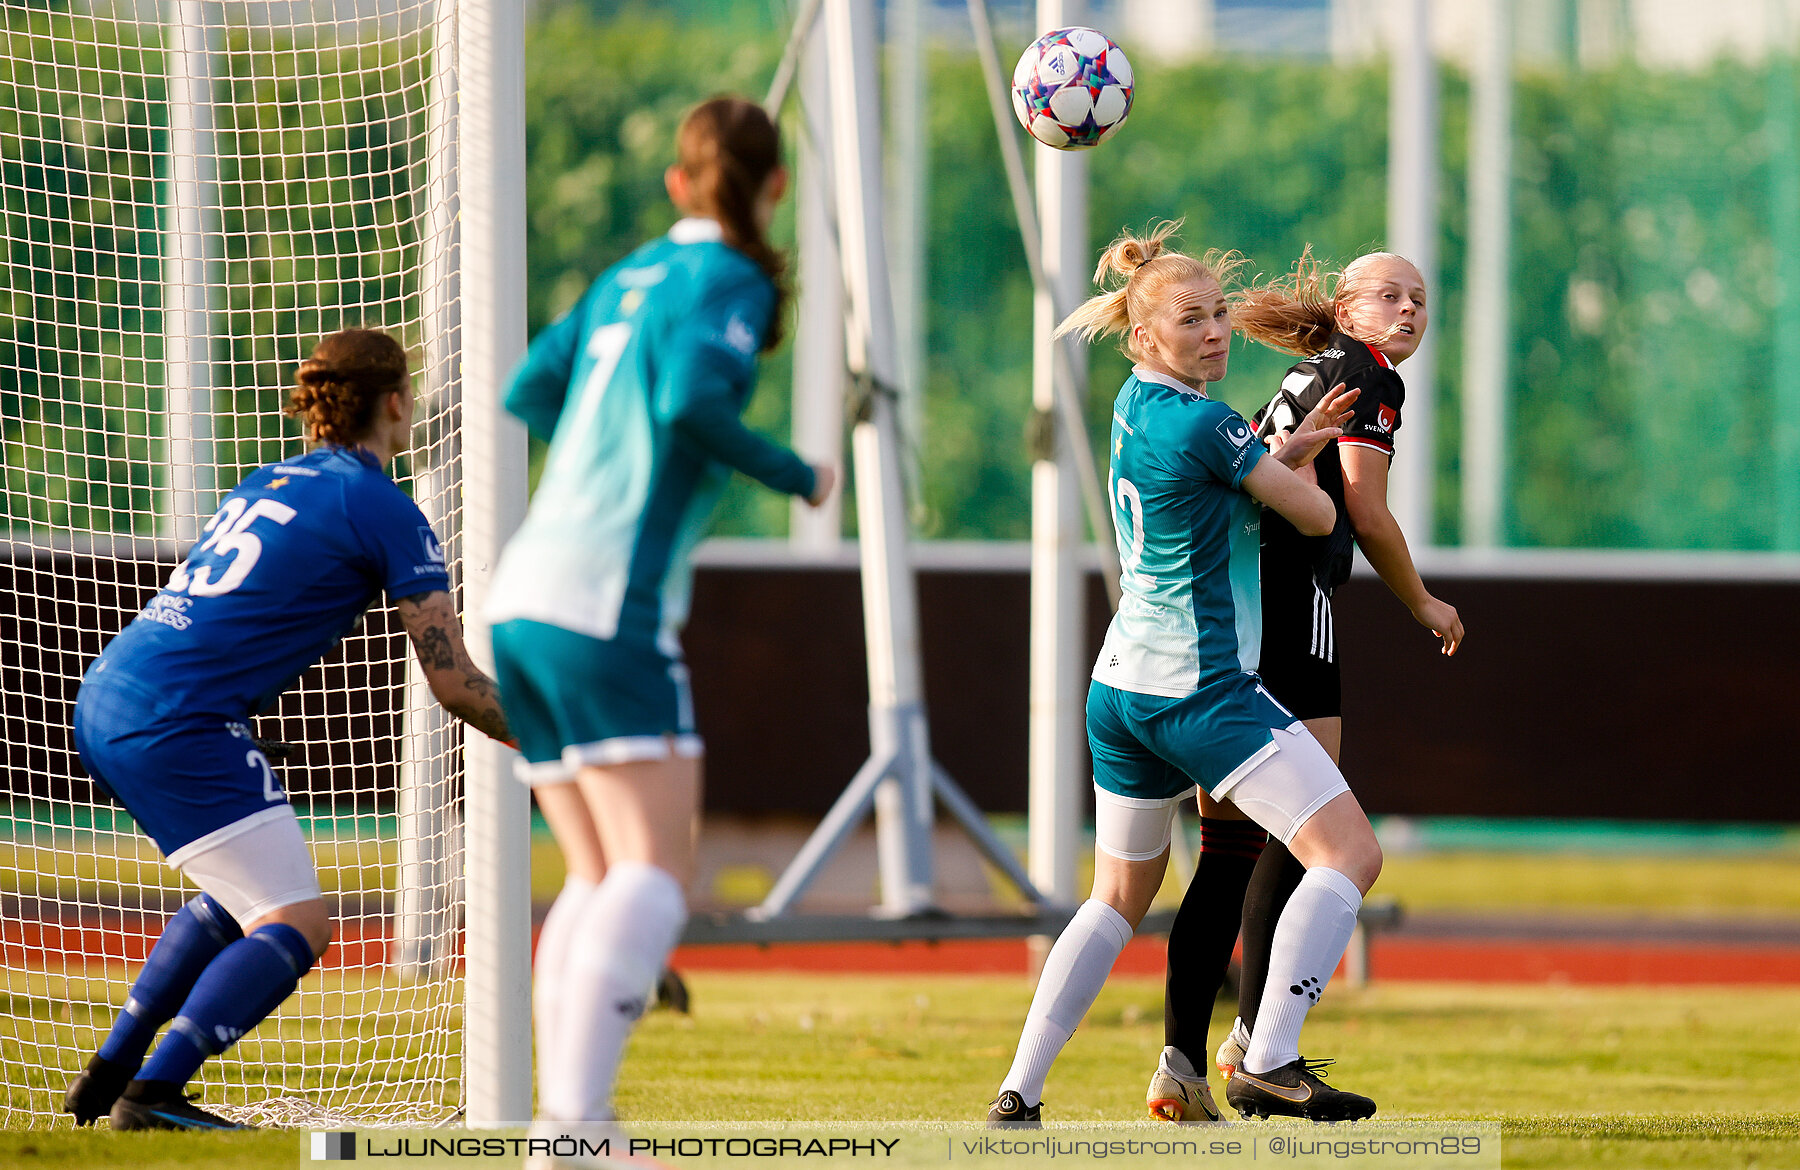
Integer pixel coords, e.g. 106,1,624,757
1010,26,1134,150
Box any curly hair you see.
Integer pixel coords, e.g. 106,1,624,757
1054,220,1245,362
285,329,409,446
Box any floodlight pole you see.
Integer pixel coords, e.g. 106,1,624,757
1772,0,1800,549
790,17,845,552
1028,0,1090,913
753,0,1047,920
1461,0,1511,549
1386,0,1438,547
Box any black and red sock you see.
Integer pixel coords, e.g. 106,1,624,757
1163,817,1267,1068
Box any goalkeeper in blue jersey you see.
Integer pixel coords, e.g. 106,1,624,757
486,96,833,1138
987,223,1385,1128
63,330,513,1131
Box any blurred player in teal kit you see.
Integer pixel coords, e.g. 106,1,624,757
486,97,833,1146
986,223,1384,1128
64,329,512,1130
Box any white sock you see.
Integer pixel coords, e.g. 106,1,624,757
533,874,596,1114
1230,1016,1252,1049
1242,867,1361,1075
1000,899,1132,1106
541,862,687,1123
1160,1045,1204,1082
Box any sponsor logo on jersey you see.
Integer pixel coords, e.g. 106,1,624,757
619,288,645,316
274,462,320,476
723,315,757,356
138,594,194,631
1217,416,1254,448
616,262,668,288
1308,348,1346,362
1374,404,1397,434
420,527,446,565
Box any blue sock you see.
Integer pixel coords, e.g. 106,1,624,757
97,894,242,1070
136,923,316,1090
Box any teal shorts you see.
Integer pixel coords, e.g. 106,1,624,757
491,619,701,784
1086,672,1298,801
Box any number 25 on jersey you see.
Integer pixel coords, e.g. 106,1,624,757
167,497,298,598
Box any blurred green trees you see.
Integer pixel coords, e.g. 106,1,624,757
4,3,1795,549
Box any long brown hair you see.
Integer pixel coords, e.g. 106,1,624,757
1232,246,1415,356
676,96,789,350
286,328,409,445
1054,220,1245,361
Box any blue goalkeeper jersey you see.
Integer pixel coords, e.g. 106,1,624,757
1091,366,1268,697
488,217,815,646
86,445,451,719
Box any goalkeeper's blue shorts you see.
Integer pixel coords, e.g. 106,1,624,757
72,671,289,856
491,618,701,786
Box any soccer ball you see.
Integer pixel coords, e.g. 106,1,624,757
1010,26,1134,150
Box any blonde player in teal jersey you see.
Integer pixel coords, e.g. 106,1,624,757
488,97,833,1150
986,223,1384,1127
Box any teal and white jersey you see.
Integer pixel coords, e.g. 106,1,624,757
1092,366,1267,697
487,218,815,646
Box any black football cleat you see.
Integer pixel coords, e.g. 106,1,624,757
63,1055,135,1126
1225,1058,1376,1122
653,967,690,1014
109,1081,253,1131
985,1090,1042,1129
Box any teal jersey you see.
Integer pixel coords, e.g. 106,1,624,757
1092,366,1268,697
488,218,814,646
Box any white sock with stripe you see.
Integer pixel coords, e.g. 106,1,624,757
1241,866,1361,1076
1000,899,1133,1106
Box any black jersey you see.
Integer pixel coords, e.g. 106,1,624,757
1251,332,1406,592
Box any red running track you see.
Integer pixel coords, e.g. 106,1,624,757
664,936,1800,984
10,918,1800,984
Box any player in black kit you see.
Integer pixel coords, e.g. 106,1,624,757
1145,250,1464,1123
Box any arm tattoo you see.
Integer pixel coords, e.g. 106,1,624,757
396,591,511,742
415,623,458,672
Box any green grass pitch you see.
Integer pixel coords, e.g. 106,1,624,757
3,975,1798,1169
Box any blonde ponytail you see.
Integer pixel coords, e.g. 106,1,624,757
1055,220,1243,360
1232,246,1416,356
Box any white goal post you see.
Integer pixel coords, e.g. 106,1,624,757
0,0,528,1129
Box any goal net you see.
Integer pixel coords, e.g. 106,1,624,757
1,0,469,1128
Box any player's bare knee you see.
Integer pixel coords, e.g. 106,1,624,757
1342,838,1382,894
252,899,333,958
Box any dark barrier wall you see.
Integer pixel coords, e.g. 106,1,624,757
683,563,1800,823
1,548,409,808
6,548,1797,822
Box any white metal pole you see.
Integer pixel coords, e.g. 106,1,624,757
1461,0,1511,549
1769,0,1800,549
790,21,845,551
396,2,463,980
1029,0,1087,913
887,0,928,519
163,0,217,547
457,0,532,1129
826,0,935,914
1386,0,1438,547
